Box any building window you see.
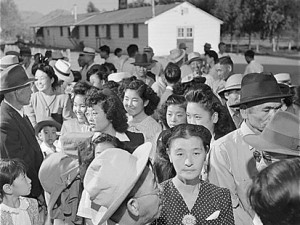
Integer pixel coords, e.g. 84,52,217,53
177,27,193,39
95,25,99,37
60,27,63,36
133,24,138,38
68,27,71,36
85,26,89,37
106,25,111,38
186,27,193,38
47,29,50,36
119,24,124,38
177,28,184,38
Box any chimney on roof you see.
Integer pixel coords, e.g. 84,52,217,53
119,0,127,10
74,4,77,22
151,0,155,17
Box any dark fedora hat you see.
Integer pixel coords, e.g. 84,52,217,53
132,53,151,67
19,47,32,56
0,64,36,94
230,72,291,107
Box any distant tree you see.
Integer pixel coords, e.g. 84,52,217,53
128,0,151,8
0,0,24,40
87,1,100,13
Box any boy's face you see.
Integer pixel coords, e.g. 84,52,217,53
38,126,58,145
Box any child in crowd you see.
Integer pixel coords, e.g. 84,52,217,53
0,159,40,225
92,133,122,156
34,118,61,157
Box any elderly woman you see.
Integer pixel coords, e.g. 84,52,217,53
153,124,234,225
85,87,144,153
27,63,73,126
249,158,300,225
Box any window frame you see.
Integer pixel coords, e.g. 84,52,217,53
85,25,89,37
133,24,139,38
119,24,124,38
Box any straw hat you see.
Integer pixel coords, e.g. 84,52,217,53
168,49,186,63
218,73,243,95
84,142,152,225
274,73,293,87
51,51,64,60
53,59,74,83
82,47,96,56
0,65,35,94
108,72,132,83
244,111,300,156
34,117,62,136
186,52,203,65
0,55,19,70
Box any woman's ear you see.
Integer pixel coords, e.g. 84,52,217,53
212,112,219,124
143,100,149,107
127,198,140,217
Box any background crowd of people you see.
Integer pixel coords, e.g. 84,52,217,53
0,41,299,225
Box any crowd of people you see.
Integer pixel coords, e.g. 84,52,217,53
0,41,299,225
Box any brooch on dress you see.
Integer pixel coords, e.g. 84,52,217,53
182,214,197,225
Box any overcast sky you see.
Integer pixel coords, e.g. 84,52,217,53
14,0,124,14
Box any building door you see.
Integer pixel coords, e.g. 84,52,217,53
176,27,194,54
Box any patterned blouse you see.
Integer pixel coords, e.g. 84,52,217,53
153,179,234,225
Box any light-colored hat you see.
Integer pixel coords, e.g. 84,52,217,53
34,117,62,136
53,59,74,83
244,111,300,156
218,73,243,95
143,46,153,53
168,49,186,63
108,72,132,83
0,65,35,94
82,47,96,55
186,52,203,65
84,142,152,225
0,55,19,70
274,73,293,86
51,51,64,60
38,153,79,214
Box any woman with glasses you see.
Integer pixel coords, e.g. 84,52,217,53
152,124,234,225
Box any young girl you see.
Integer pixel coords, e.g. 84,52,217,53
0,159,39,225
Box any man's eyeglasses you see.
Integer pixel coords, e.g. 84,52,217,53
253,150,272,163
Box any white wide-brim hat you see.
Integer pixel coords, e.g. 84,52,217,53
84,142,152,225
168,49,186,63
108,72,132,83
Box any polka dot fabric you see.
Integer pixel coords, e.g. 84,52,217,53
152,179,234,225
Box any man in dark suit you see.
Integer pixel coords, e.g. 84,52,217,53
0,64,44,200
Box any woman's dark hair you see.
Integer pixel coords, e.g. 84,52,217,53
124,79,160,116
103,62,117,74
153,124,211,183
159,94,186,129
114,48,122,56
33,53,44,64
185,89,234,140
117,76,137,100
173,78,208,96
205,50,218,63
249,158,300,225
85,87,128,133
103,80,120,96
0,159,27,200
35,63,58,89
73,81,92,97
86,64,108,82
92,133,122,150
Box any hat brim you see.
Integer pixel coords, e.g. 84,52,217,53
230,93,292,107
186,57,203,65
34,120,62,136
0,79,35,94
244,134,300,156
168,50,186,63
218,86,241,95
53,67,74,83
96,142,152,225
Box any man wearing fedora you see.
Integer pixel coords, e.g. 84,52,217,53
77,143,162,225
208,73,290,225
81,47,97,82
0,65,44,200
143,46,164,81
218,73,243,128
132,53,155,86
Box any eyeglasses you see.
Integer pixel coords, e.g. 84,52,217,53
253,150,272,163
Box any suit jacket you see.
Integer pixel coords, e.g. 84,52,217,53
0,102,43,198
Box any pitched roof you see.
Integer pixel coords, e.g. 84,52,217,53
32,13,96,27
32,4,178,27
